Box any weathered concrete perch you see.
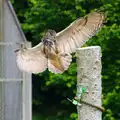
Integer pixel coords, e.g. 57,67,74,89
76,46,103,120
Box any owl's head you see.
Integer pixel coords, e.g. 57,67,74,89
42,29,57,47
44,29,56,40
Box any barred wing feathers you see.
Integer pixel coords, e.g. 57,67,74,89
16,43,48,73
56,12,104,54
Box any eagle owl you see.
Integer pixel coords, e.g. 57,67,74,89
16,12,105,74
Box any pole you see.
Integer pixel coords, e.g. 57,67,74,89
76,46,103,120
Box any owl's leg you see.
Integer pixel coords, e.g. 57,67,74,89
54,41,59,54
41,46,48,58
48,53,72,73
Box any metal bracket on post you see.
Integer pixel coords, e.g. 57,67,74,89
67,85,87,106
76,85,87,100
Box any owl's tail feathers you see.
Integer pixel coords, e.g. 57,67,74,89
48,53,72,74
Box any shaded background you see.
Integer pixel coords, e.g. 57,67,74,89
11,0,120,119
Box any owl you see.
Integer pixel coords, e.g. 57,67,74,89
16,12,105,74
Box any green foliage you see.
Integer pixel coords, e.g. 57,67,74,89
12,0,120,119
70,112,78,120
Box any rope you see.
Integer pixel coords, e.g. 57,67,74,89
80,99,105,112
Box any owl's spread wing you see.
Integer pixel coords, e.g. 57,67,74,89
16,43,47,73
56,12,105,54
